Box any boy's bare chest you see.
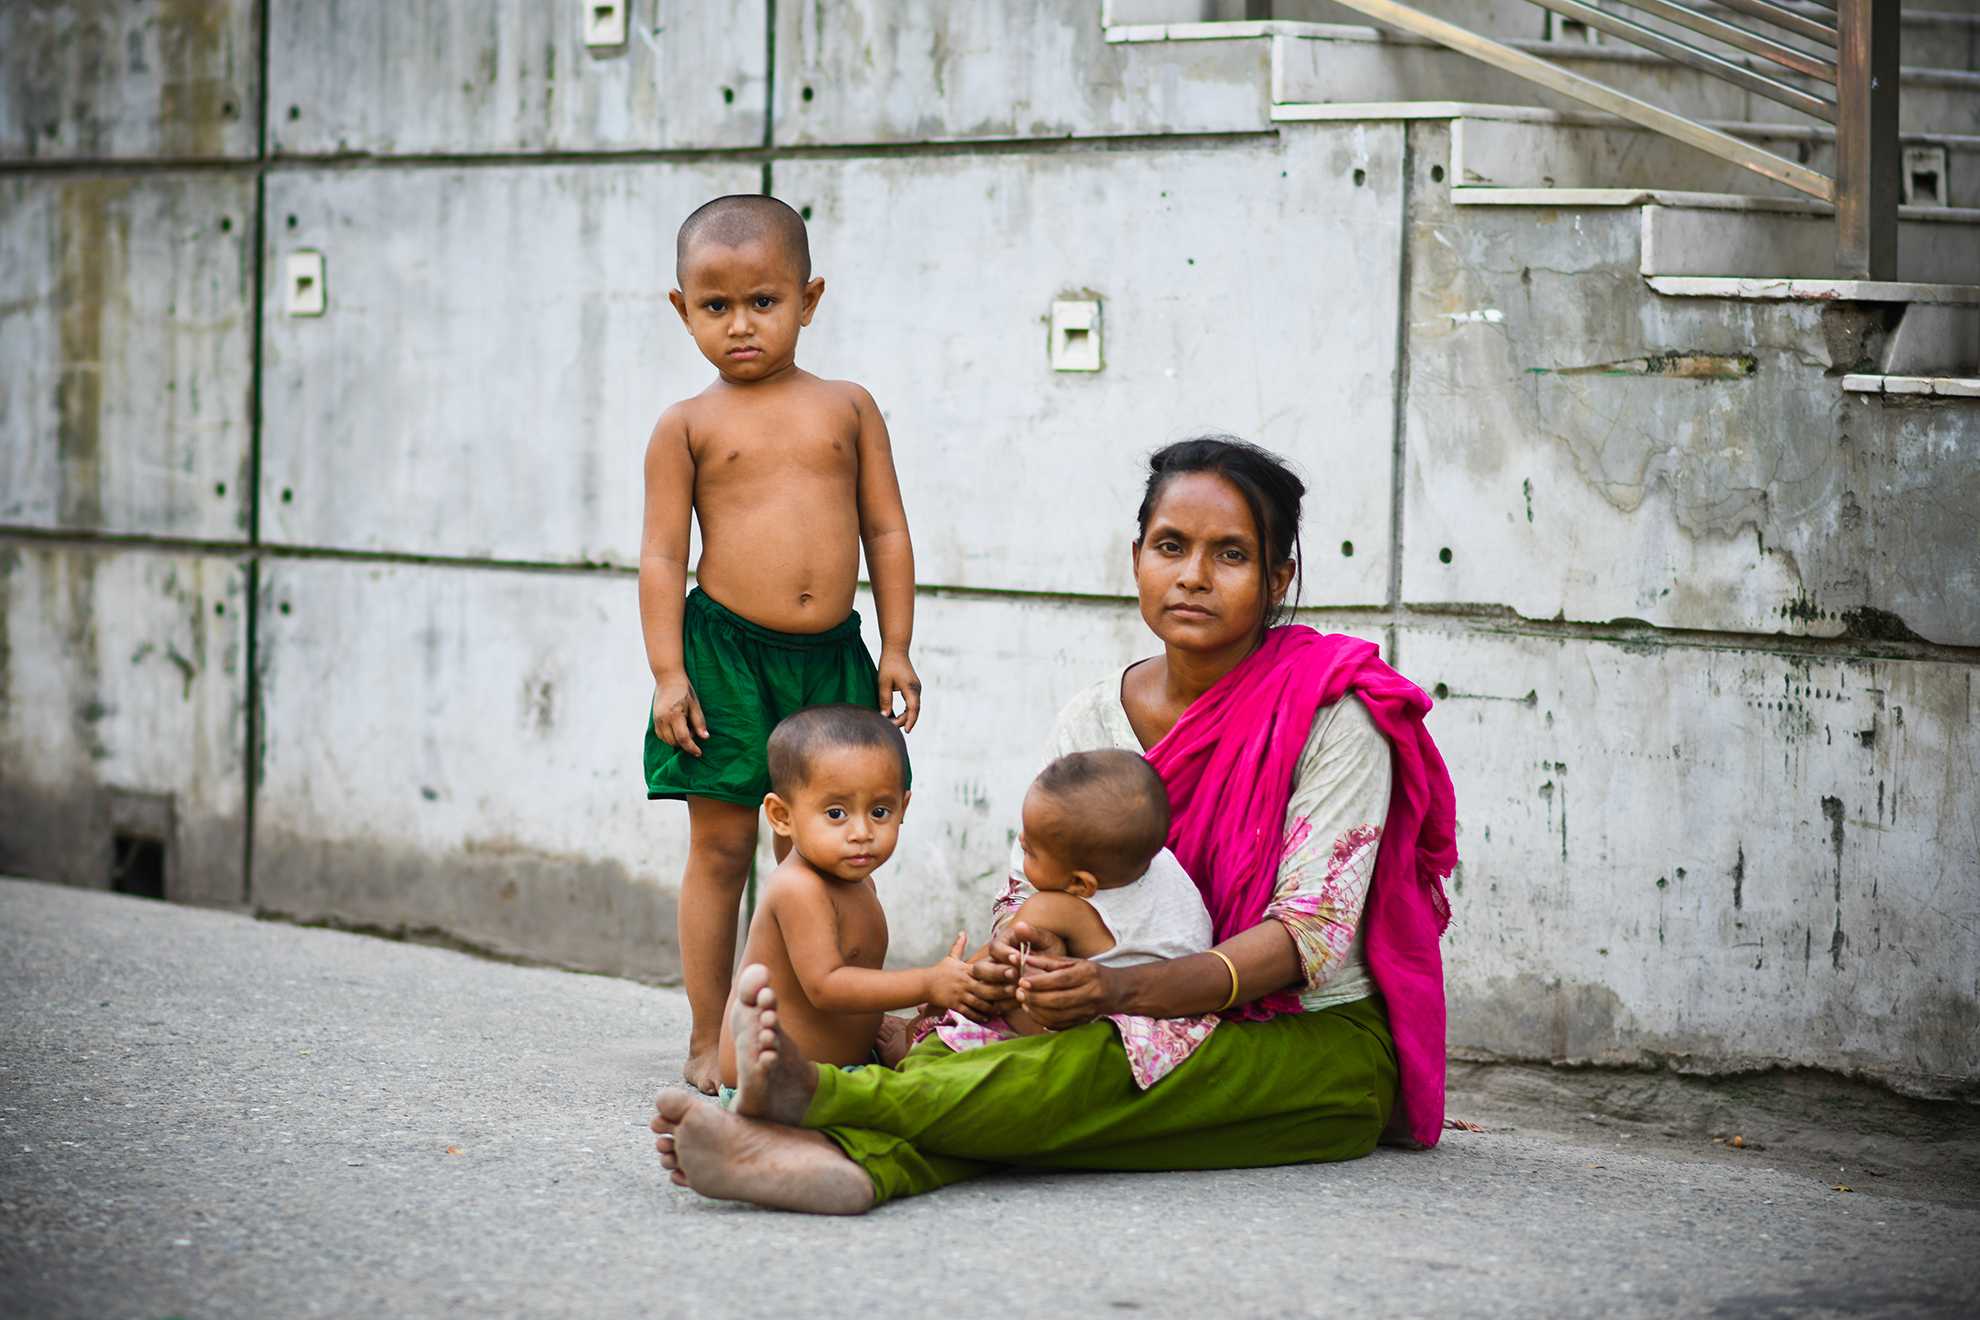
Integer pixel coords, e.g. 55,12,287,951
829,885,889,970
691,410,859,485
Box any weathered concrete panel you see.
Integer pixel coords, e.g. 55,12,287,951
0,542,247,906
0,174,254,540
0,0,258,161
267,1,766,155
780,127,1401,602
258,162,756,563
1412,622,1980,1095
1392,121,1980,647
251,559,675,980
774,0,1270,145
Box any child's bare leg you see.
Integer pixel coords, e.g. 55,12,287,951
678,797,761,1093
1006,894,1094,1036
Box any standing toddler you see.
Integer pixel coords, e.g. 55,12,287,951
640,195,921,1093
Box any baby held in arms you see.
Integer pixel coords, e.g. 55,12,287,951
930,750,1222,1086
1003,750,1211,1031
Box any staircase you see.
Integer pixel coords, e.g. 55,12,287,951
1104,0,1980,389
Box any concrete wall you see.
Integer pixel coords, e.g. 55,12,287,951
3,0,1975,1099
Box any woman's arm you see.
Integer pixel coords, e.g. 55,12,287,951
1008,919,1300,1026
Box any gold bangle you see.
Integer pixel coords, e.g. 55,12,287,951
1209,949,1241,1013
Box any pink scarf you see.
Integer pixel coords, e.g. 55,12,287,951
1144,626,1458,1149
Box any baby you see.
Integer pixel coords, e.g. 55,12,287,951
716,704,979,1090
983,749,1213,1037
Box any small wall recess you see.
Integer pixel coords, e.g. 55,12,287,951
1902,145,1948,208
583,0,628,49
1050,298,1102,372
285,250,326,317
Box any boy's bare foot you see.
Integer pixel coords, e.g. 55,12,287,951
727,964,819,1126
682,1040,721,1096
874,1014,914,1068
651,1090,874,1215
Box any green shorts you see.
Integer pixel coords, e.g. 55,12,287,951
643,588,882,806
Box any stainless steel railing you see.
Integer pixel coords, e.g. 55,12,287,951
1297,1,1901,279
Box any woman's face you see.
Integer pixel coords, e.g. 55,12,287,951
1133,472,1291,656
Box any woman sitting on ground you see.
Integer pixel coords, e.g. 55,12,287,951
650,435,1458,1212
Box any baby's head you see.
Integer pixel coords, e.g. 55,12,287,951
1019,750,1171,899
669,194,823,382
765,704,912,882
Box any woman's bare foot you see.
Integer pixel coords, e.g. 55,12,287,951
651,1090,874,1214
682,1039,721,1096
727,964,818,1126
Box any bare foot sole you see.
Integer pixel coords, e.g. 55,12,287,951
658,1095,874,1214
682,1041,721,1096
727,964,818,1126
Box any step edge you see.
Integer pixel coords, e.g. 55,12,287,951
1454,187,1980,223
1647,276,1980,305
1843,373,1980,395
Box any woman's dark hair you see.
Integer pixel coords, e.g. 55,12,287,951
1134,435,1305,635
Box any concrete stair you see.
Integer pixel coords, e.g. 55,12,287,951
1105,4,1980,321
1110,0,1980,72
1155,23,1980,133
1434,110,1980,209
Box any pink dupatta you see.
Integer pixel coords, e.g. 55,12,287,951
1144,625,1458,1149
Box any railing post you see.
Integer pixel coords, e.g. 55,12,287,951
1835,0,1899,280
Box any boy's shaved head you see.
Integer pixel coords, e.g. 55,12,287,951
1029,750,1171,884
676,194,811,284
767,704,909,798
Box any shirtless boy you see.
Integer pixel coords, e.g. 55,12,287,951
716,704,987,1088
641,195,921,1093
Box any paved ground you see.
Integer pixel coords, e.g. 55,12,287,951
2,879,1976,1320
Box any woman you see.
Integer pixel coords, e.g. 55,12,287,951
651,437,1457,1213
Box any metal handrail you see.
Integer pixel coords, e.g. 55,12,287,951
1531,1,1836,120
1303,0,1900,279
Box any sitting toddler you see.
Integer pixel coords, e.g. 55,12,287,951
716,705,978,1095
933,749,1222,1085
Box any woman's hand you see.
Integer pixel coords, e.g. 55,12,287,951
1013,949,1121,1030
966,920,1067,1019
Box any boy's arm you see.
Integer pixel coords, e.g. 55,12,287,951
778,890,984,1016
1010,891,1117,962
848,384,921,732
639,405,707,756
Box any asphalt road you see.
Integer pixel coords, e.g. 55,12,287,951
3,879,1976,1319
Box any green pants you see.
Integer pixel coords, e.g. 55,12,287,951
644,588,883,806
805,996,1397,1205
